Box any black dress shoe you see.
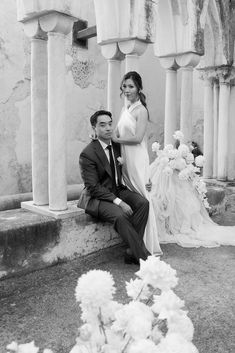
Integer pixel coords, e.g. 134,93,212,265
124,253,140,265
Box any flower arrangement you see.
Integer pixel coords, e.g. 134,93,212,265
152,132,209,209
7,257,199,353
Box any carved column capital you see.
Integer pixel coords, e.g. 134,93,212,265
118,39,148,56
215,66,235,85
22,18,47,40
101,42,125,60
175,52,201,68
39,12,75,35
159,56,179,70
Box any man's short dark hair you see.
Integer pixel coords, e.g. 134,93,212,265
90,110,112,127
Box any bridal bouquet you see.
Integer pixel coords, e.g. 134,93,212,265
7,257,199,353
152,131,209,209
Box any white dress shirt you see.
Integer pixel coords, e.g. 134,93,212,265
98,139,122,206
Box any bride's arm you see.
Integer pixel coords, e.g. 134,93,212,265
113,107,148,145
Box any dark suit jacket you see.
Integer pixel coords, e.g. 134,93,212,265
78,139,124,218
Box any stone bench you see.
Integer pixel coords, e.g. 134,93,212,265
0,203,120,280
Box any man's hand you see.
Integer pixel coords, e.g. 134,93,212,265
119,201,133,216
145,179,152,192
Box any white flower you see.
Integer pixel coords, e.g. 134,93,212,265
159,156,169,167
78,323,93,341
174,158,187,171
167,312,194,341
75,270,116,322
195,155,205,167
163,166,173,176
196,180,207,194
156,333,199,353
173,131,184,141
136,256,178,291
203,198,210,209
112,301,153,339
101,343,120,353
152,290,185,319
128,339,157,353
178,144,190,158
164,144,174,151
178,169,190,180
185,153,194,164
7,341,40,353
167,149,179,159
43,350,54,353
125,278,150,300
152,142,161,153
117,157,124,165
6,342,18,352
101,301,124,324
187,164,198,173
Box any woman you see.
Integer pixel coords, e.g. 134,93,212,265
113,71,235,249
113,71,162,255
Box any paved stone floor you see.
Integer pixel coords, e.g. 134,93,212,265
1,240,235,353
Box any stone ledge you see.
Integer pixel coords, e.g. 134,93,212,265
21,200,84,219
0,206,121,280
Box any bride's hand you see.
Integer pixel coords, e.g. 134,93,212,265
89,131,97,140
112,131,120,143
145,179,152,192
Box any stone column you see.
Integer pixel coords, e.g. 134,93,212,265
213,80,219,178
160,58,178,145
203,76,214,178
101,43,124,124
23,20,48,206
176,53,201,144
217,78,230,180
40,13,75,211
118,39,148,74
179,66,193,144
228,81,235,180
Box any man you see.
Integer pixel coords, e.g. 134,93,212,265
78,110,150,264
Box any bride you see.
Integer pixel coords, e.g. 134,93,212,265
113,71,235,251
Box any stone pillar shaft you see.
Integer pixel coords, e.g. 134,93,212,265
203,78,214,178
31,36,49,205
217,81,230,180
107,59,122,124
228,84,235,180
164,68,178,145
47,31,67,210
180,67,193,144
213,81,219,178
125,54,139,73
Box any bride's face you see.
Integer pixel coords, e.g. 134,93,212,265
122,78,138,104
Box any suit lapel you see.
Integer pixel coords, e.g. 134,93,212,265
112,141,122,183
93,140,112,177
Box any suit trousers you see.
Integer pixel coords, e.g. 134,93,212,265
97,188,150,260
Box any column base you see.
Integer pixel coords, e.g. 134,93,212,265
21,200,83,219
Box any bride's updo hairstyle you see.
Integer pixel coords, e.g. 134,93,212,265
120,71,147,109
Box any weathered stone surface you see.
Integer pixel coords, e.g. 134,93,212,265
17,0,82,22
155,0,204,57
94,0,156,44
0,207,120,279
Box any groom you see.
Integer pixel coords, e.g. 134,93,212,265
78,110,150,264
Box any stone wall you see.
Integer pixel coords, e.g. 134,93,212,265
0,0,205,197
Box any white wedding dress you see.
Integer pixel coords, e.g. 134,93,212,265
117,101,235,251
117,101,162,255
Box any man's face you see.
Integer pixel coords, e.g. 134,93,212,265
93,114,113,143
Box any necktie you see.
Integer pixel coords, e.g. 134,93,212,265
106,144,117,190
